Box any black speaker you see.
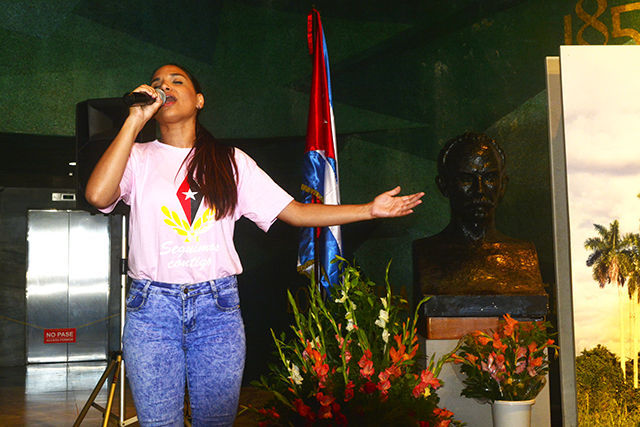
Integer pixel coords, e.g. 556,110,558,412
75,98,156,214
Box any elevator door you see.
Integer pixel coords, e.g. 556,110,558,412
26,210,110,363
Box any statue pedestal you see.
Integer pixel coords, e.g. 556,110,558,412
423,294,548,318
422,322,550,427
425,317,499,339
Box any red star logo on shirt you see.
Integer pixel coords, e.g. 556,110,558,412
176,176,203,225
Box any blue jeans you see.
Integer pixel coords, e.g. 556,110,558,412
122,276,246,426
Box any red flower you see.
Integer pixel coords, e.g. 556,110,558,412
293,398,313,419
358,349,375,379
492,333,507,352
361,381,377,394
412,368,441,398
477,335,491,346
421,368,442,389
316,391,335,407
434,407,454,419
413,382,426,399
313,361,329,378
385,364,401,379
344,380,355,402
377,370,391,397
502,314,518,337
258,406,280,421
389,332,417,365
527,356,543,376
450,353,465,364
515,346,527,374
464,353,478,364
335,333,345,348
318,405,332,419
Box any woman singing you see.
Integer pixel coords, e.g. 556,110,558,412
85,64,423,426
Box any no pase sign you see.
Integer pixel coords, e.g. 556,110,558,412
44,328,76,343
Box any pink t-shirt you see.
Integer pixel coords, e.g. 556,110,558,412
100,140,293,283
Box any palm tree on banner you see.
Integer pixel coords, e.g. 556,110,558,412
585,220,629,379
622,231,640,388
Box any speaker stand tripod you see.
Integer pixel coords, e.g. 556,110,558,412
73,215,138,427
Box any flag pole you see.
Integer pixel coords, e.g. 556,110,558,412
298,8,342,295
310,10,322,293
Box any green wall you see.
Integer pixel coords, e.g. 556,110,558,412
4,0,640,389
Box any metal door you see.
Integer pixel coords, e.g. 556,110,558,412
26,210,110,363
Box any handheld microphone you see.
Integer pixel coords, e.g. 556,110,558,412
123,88,166,106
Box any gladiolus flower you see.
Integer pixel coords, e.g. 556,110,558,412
502,314,518,337
492,333,507,352
359,359,374,379
465,353,478,364
412,382,426,398
390,334,414,364
420,368,442,390
385,364,401,379
450,354,465,364
293,398,313,419
316,391,335,406
346,319,355,332
382,329,390,343
361,381,377,394
344,381,355,402
289,362,303,385
477,335,491,346
377,370,391,397
318,405,332,419
258,407,280,420
314,362,329,376
375,309,389,329
434,407,454,419
358,349,374,379
527,356,543,376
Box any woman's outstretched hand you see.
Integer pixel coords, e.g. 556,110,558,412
370,186,425,218
278,186,425,227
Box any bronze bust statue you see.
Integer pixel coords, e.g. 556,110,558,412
413,132,546,299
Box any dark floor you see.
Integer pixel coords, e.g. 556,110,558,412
0,362,269,426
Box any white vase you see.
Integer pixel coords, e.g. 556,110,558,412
491,399,535,427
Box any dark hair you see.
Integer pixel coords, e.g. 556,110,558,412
153,64,237,220
437,132,505,177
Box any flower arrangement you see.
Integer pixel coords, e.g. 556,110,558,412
248,259,461,426
451,314,558,403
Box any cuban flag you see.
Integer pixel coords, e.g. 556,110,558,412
297,8,342,292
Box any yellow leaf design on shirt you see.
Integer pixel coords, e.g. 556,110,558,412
172,211,181,225
161,205,215,243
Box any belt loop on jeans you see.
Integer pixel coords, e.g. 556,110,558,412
142,280,151,294
208,280,217,298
